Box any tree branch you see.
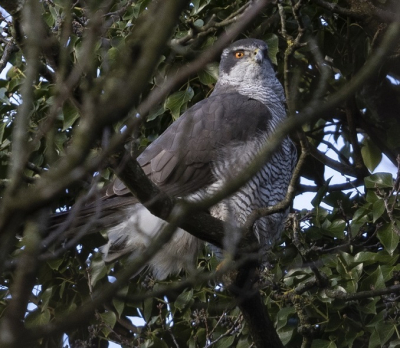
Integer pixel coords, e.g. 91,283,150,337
326,283,400,301
311,0,362,19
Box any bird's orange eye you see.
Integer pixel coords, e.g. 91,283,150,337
235,51,244,59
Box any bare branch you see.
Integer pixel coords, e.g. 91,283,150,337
0,38,17,74
327,283,400,301
310,0,362,18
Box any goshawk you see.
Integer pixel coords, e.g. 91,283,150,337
100,38,297,279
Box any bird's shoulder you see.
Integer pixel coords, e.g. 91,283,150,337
139,92,273,163
112,92,274,197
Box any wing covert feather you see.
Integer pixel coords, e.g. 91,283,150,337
114,92,272,197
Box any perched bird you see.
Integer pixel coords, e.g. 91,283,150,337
86,39,296,279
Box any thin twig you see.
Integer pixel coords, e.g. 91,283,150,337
0,38,17,74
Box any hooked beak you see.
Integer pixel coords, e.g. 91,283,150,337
253,49,264,64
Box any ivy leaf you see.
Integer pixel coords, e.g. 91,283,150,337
191,0,211,14
143,297,153,322
377,222,399,256
326,219,346,238
147,104,165,122
165,87,194,120
0,122,6,143
369,329,381,348
265,34,279,65
47,257,64,271
365,173,393,188
358,297,379,314
372,199,386,223
389,339,400,348
113,286,129,318
311,339,337,348
100,311,117,337
25,308,51,328
276,306,296,330
377,322,395,347
174,288,194,311
152,336,169,348
236,338,252,348
41,287,53,312
312,177,332,207
89,254,107,288
0,87,10,105
54,132,68,154
278,326,296,345
215,335,235,348
360,265,385,291
198,63,219,85
361,137,382,171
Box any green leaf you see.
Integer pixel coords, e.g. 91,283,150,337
164,87,194,120
47,257,64,271
358,297,379,314
147,104,165,122
389,339,400,348
0,122,6,143
143,297,153,322
361,137,382,171
369,322,395,348
62,103,80,131
311,339,337,348
193,328,206,347
191,0,211,14
100,311,117,337
41,287,53,312
0,87,10,105
360,266,385,291
265,34,279,65
276,306,296,330
198,63,219,85
312,177,332,207
326,219,346,238
365,173,393,189
89,254,107,288
377,324,395,346
152,336,169,348
278,326,296,345
106,47,119,66
377,222,399,256
236,338,251,348
113,286,129,318
25,308,51,328
369,328,380,348
54,132,68,154
215,335,235,348
174,288,194,311
372,199,386,223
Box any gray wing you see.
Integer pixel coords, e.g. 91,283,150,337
112,92,273,197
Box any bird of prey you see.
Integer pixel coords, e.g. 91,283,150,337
96,38,296,279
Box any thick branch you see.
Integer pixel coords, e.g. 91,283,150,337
326,283,400,301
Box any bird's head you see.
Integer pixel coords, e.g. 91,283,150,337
219,39,274,82
215,38,284,103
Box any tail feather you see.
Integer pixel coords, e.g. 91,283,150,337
50,196,201,280
101,205,201,279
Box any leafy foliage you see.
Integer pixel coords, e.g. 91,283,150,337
0,0,400,348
